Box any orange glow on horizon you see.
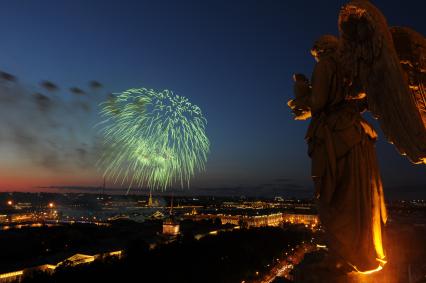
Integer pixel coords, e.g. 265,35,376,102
0,164,100,191
0,174,101,192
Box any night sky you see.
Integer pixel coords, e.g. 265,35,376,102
0,0,424,197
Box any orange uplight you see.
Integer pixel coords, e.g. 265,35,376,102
48,202,54,208
355,265,383,275
7,200,13,206
316,244,327,249
350,257,387,276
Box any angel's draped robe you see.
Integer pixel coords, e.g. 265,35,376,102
306,54,387,272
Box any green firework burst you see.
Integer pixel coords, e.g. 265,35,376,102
97,88,209,190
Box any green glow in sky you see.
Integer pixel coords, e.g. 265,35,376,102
97,88,210,191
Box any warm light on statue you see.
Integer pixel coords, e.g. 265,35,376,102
287,0,426,277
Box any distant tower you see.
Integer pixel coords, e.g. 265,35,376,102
169,193,174,215
102,177,106,197
98,177,106,200
148,191,153,207
162,193,180,236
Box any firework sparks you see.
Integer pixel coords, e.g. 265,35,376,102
97,88,209,191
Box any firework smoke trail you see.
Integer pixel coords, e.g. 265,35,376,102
97,88,209,191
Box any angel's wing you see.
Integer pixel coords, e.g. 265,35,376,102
338,0,426,164
390,26,426,129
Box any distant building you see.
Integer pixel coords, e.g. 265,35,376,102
220,213,284,228
162,218,180,236
0,270,23,283
0,250,122,283
190,208,198,215
151,211,164,219
0,215,7,224
147,192,160,207
185,212,319,228
9,213,34,223
282,214,318,226
148,192,153,207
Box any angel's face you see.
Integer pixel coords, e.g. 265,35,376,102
311,35,338,62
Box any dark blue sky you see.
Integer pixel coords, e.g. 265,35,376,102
0,0,424,196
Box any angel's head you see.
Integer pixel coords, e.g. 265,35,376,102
311,35,339,62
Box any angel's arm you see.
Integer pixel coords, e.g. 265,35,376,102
310,58,334,115
346,80,368,113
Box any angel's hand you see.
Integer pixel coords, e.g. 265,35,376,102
346,92,366,100
287,99,312,120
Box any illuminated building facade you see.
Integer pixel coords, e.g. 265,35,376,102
186,213,318,228
0,251,122,283
162,219,180,236
282,214,318,225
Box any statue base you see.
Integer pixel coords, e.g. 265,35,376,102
293,251,391,283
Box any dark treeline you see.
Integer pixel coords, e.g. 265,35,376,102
21,225,312,283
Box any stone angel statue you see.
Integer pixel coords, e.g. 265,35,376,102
287,0,426,274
